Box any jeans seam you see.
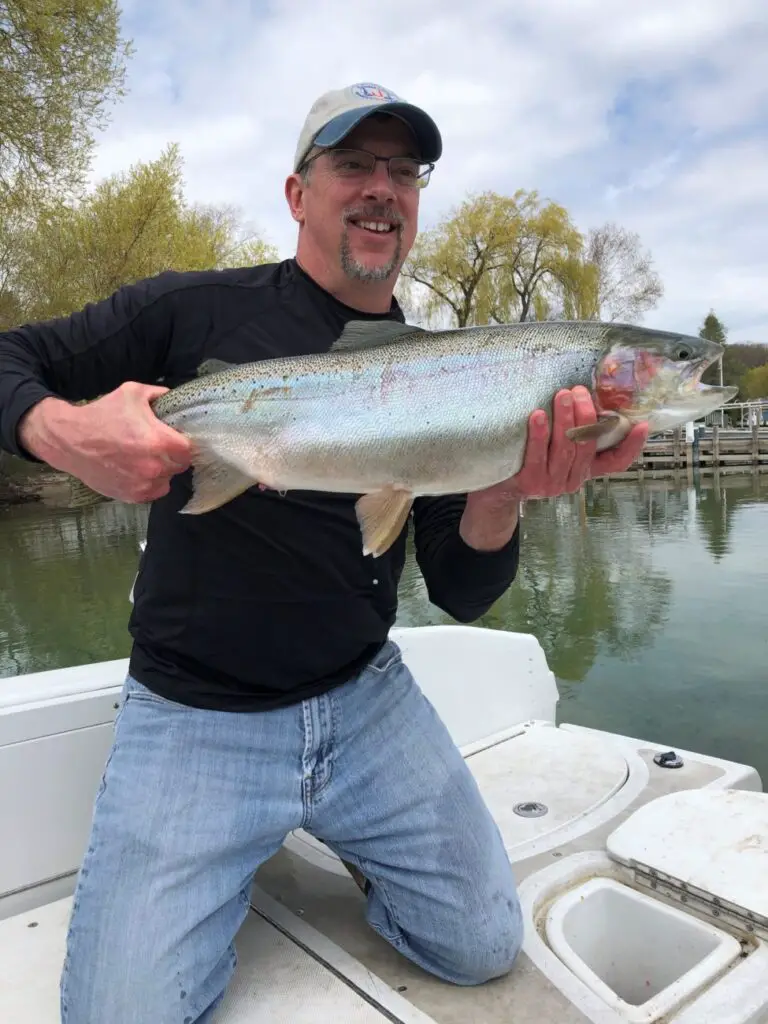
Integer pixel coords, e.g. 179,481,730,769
334,848,405,947
312,693,336,801
300,700,314,829
368,874,406,945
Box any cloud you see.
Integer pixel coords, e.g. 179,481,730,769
89,0,768,340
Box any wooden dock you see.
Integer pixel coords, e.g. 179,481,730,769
604,425,768,480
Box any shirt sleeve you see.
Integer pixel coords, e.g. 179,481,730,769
0,276,179,459
410,494,520,623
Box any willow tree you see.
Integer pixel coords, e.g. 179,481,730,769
4,144,278,325
401,190,592,327
401,191,663,327
399,190,521,326
0,0,131,199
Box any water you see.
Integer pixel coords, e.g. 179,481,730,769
2,474,767,781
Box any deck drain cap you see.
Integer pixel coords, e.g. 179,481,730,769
513,801,548,818
654,750,684,769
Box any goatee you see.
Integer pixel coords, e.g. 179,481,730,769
340,204,404,282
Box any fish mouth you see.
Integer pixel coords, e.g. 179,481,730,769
649,382,738,432
678,353,725,395
658,352,737,410
676,380,738,406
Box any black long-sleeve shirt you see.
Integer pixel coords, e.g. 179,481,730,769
0,258,520,710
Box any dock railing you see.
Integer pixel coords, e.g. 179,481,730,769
598,400,768,479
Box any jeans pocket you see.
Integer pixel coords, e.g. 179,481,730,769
365,639,403,676
124,675,187,710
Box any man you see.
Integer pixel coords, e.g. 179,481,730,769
0,83,647,1022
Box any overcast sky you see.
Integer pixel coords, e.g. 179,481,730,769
88,0,768,341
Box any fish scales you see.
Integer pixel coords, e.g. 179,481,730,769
143,318,736,555
155,322,614,496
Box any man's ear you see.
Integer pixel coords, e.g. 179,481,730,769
285,173,306,225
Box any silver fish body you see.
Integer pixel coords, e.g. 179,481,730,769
151,318,736,555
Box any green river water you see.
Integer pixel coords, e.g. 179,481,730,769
2,473,766,781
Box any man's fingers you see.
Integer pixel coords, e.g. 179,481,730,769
524,409,551,474
510,393,647,499
139,384,171,402
592,423,648,476
156,423,194,467
567,386,599,488
138,394,194,467
547,390,581,489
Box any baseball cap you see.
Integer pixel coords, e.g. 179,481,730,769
293,82,442,172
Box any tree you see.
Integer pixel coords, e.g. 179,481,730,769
699,310,727,345
400,190,588,327
741,364,768,400
580,223,664,322
399,190,521,327
399,191,663,328
697,310,747,395
4,144,278,325
728,343,768,371
485,192,587,324
0,0,132,201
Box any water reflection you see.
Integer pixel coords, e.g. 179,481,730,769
0,501,149,676
399,485,674,683
1,473,766,780
693,471,766,563
398,471,768,780
1,473,765,682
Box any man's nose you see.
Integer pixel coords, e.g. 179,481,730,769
362,162,396,202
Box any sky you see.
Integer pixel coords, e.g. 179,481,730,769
87,0,768,341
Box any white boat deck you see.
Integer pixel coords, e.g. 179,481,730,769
1,624,766,1024
1,891,439,1024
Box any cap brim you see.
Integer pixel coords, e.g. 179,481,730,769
310,102,442,163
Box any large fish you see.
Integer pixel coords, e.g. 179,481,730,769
150,319,736,556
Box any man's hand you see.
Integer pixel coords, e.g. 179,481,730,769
18,382,194,504
459,386,648,551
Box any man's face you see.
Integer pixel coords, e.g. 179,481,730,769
291,115,422,285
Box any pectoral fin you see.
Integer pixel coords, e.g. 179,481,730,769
566,412,631,449
65,477,109,508
180,448,259,514
355,487,414,557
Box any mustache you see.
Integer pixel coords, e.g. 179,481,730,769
342,204,404,229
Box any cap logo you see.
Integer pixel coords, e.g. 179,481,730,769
351,83,399,102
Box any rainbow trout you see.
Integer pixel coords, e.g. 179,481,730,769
150,319,736,556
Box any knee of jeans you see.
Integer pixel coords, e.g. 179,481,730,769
450,892,525,986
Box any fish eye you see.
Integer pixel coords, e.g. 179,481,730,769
675,346,692,361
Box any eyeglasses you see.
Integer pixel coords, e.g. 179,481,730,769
303,147,435,189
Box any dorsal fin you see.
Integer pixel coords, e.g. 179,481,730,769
197,357,234,377
330,319,426,353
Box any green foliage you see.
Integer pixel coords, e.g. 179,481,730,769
729,342,768,371
1,144,278,325
400,190,522,327
699,310,727,345
400,191,662,328
0,0,132,199
697,311,768,396
741,364,768,399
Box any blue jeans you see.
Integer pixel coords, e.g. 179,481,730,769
60,640,523,1023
